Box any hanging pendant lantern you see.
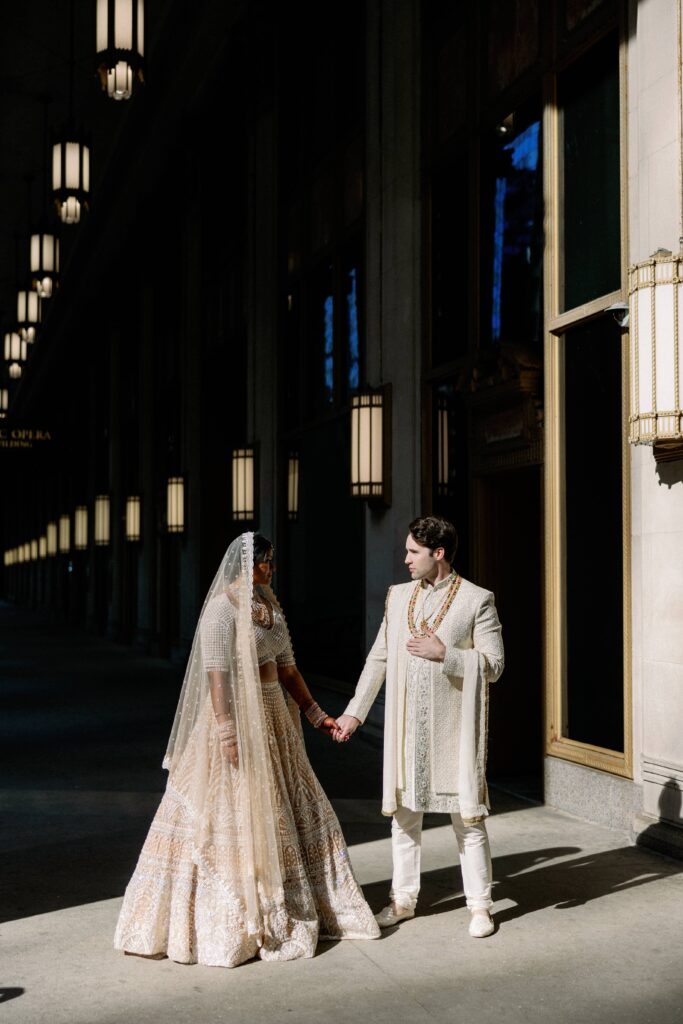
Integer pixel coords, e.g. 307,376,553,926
30,233,60,299
167,477,185,533
52,136,91,224
350,385,392,505
39,536,47,559
17,290,41,343
4,333,27,364
96,0,145,100
8,363,22,380
232,448,255,521
31,539,38,561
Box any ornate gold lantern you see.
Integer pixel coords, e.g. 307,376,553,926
629,251,683,461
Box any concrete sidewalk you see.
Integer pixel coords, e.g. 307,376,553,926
2,603,683,1024
3,795,683,1024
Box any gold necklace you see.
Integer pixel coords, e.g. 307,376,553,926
252,593,274,629
407,573,462,638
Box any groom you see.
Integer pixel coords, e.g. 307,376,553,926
334,515,504,937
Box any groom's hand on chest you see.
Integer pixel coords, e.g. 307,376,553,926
406,628,446,663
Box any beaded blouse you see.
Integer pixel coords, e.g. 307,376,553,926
201,591,296,671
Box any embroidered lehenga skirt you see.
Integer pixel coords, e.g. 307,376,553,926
114,680,379,967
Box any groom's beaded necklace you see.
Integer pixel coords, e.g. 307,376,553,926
407,572,462,638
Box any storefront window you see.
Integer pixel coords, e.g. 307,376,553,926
563,317,624,751
559,33,620,311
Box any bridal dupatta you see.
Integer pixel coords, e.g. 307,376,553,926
162,532,283,940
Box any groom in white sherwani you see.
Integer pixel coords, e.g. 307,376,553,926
335,515,504,938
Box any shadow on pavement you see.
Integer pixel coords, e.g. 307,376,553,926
358,842,683,921
0,989,25,1003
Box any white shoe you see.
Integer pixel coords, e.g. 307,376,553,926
375,902,415,928
469,911,494,938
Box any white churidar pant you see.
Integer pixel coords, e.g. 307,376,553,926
389,806,493,911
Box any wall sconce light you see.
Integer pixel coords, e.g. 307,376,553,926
96,0,145,100
350,385,391,505
437,397,450,496
17,289,41,343
126,495,141,541
167,477,185,533
39,536,47,559
31,232,60,299
287,452,299,521
94,494,110,545
47,522,58,555
31,539,38,561
232,447,255,521
59,514,71,553
0,388,8,417
74,506,88,549
629,250,683,460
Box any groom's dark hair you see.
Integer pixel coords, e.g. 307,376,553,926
408,515,458,564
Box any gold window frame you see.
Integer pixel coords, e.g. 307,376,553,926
542,20,633,779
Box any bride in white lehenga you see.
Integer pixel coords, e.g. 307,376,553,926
114,532,379,966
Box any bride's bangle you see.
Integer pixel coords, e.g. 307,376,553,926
304,702,327,728
217,721,237,743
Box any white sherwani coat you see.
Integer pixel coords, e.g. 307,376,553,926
345,577,504,822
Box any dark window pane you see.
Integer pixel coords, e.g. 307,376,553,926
565,0,605,32
564,317,624,751
432,382,470,577
346,265,360,392
431,160,469,364
489,115,543,350
487,0,540,95
284,289,301,430
305,264,335,417
560,34,620,310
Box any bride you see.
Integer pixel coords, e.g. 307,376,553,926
114,531,379,966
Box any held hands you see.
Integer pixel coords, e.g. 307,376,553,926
406,626,446,663
319,715,340,737
304,701,358,742
332,713,361,743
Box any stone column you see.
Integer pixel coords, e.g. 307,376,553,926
136,287,157,651
108,328,123,639
628,0,683,850
364,0,423,641
178,191,203,657
246,107,279,546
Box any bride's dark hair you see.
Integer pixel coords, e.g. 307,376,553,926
253,533,274,564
